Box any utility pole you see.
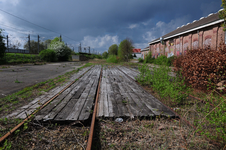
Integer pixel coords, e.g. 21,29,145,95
28,34,30,53
80,43,81,53
60,35,62,42
6,35,8,50
88,46,90,54
38,35,40,54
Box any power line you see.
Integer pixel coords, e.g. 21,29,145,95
0,8,78,42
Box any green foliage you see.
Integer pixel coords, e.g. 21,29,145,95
0,28,6,62
118,38,134,62
49,37,72,61
108,44,118,55
138,57,144,63
102,51,108,59
106,55,118,63
23,40,46,54
39,49,57,62
154,55,169,65
136,64,189,103
219,1,226,31
2,53,41,64
144,52,155,64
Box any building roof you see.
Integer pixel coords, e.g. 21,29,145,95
149,9,224,45
141,46,149,52
133,49,141,53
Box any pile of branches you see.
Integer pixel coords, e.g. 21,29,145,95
173,43,226,93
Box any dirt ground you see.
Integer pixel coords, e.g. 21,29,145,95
0,62,83,99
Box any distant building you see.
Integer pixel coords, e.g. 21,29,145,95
132,48,141,59
140,47,149,59
148,9,225,58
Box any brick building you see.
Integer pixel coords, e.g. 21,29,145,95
148,9,225,58
141,47,149,59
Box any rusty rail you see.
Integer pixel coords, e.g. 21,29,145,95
0,66,93,144
86,68,102,150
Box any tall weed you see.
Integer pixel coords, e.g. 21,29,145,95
136,64,189,104
106,55,118,63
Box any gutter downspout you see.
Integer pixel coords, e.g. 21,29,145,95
216,26,219,50
198,30,199,49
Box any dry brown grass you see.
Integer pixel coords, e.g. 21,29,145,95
95,118,218,150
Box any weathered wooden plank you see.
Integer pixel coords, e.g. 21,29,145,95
78,77,98,120
97,93,104,117
114,93,130,117
140,92,175,117
42,85,82,121
107,93,116,117
54,98,79,121
103,92,109,117
129,92,154,117
121,92,143,116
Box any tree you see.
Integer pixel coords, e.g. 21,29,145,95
0,28,6,60
108,44,118,55
24,40,46,53
219,0,226,31
118,38,134,62
102,51,108,59
49,37,72,61
8,40,21,49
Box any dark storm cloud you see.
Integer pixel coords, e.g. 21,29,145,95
0,0,222,52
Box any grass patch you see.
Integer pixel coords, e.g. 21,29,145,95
136,63,226,148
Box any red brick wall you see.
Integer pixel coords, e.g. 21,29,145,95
149,23,224,57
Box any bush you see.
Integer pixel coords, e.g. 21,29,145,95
144,52,155,64
173,45,226,92
154,55,169,66
39,49,56,62
166,55,177,66
138,57,144,63
106,55,118,63
49,38,72,61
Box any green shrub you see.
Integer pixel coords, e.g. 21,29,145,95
144,52,155,64
167,56,177,66
138,58,144,63
39,49,56,62
106,55,118,63
154,55,169,66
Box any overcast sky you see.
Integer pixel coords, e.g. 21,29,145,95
0,0,222,53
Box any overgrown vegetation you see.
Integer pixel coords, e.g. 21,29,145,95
2,53,42,64
136,44,226,148
49,37,72,61
102,51,108,59
118,38,134,62
143,51,155,64
39,49,57,62
106,55,118,63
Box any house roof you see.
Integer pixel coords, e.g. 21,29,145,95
133,49,141,53
149,9,224,45
141,46,149,52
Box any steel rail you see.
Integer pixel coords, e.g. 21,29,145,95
0,66,94,143
86,68,102,150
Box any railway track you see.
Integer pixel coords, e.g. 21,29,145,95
0,65,102,150
1,64,217,149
